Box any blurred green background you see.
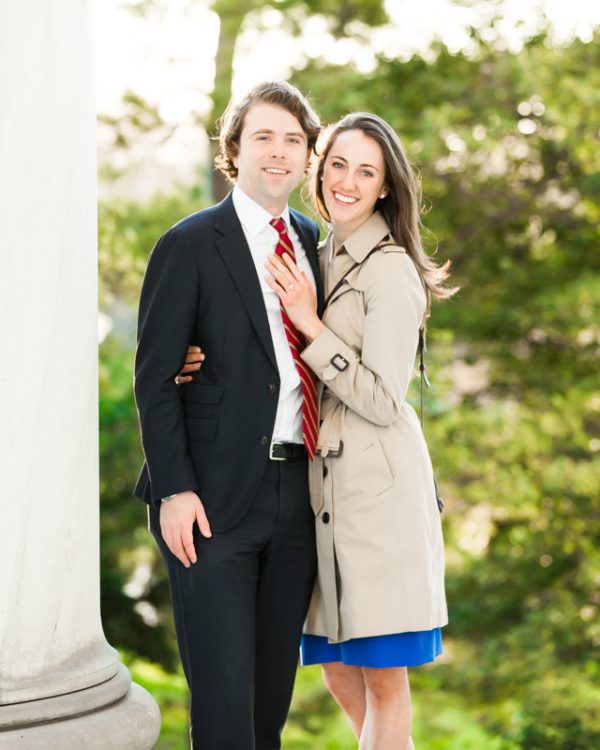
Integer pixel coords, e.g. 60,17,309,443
98,2,600,748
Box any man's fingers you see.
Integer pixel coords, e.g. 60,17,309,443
182,528,197,565
175,349,205,384
196,504,212,538
181,361,202,373
172,536,192,568
185,346,203,359
185,351,205,365
162,529,191,568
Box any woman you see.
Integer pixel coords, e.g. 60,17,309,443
263,113,455,750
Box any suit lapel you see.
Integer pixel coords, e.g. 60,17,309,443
214,194,278,371
290,211,324,314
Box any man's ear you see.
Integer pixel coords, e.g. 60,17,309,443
231,143,240,169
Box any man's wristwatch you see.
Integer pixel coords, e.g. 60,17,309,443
161,494,178,503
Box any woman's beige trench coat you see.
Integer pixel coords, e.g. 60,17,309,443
300,211,448,643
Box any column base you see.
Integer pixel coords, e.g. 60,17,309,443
0,682,161,750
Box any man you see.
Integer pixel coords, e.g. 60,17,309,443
133,81,323,749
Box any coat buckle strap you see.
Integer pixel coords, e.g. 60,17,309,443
316,440,344,458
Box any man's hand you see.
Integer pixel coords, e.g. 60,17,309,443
174,345,205,385
160,491,212,567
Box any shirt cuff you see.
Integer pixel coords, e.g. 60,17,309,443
301,327,357,382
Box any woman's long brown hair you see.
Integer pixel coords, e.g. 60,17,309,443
312,112,458,311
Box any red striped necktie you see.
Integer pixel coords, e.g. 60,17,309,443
269,217,318,459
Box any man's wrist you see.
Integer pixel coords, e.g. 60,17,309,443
161,491,193,503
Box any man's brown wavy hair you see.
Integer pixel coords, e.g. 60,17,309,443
215,81,321,181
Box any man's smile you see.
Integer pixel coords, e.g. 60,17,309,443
264,167,290,175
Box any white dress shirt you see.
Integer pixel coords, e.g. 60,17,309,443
232,185,317,444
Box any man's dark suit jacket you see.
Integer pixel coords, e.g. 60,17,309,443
133,193,322,532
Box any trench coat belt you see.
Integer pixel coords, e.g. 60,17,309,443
315,394,344,458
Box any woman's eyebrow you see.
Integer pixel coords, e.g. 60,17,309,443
330,154,379,171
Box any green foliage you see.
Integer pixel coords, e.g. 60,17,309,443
515,672,600,750
281,0,387,35
98,90,172,150
100,336,181,670
99,191,205,306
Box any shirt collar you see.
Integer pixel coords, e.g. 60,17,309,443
342,212,393,263
232,184,292,238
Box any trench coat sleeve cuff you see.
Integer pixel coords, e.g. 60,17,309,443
301,327,358,382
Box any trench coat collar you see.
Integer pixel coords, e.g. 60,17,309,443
342,212,392,263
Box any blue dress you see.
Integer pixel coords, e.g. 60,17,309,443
300,628,442,668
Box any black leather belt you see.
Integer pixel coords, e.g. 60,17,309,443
269,442,307,461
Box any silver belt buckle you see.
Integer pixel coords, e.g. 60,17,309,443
269,442,286,461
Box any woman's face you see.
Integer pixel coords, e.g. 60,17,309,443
321,129,387,236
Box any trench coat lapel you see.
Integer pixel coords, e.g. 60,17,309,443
324,212,392,309
214,194,278,371
343,211,391,263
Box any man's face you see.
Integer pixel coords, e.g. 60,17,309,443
233,103,311,215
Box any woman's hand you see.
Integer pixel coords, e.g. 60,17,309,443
174,345,205,385
265,253,325,342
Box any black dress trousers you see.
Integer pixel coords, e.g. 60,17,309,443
149,456,316,750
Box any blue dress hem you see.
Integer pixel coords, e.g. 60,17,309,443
300,628,443,668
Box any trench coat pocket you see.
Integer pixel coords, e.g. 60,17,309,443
340,417,395,498
359,427,395,496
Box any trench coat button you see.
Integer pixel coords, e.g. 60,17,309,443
267,383,278,394
323,465,328,478
259,435,269,446
322,512,330,524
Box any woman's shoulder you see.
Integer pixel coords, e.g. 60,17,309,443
358,243,426,306
359,240,415,280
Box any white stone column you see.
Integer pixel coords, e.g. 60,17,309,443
0,2,161,747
